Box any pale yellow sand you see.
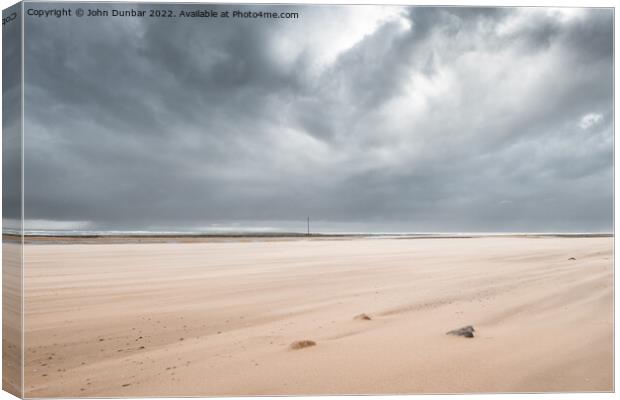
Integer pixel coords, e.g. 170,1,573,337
3,242,22,397
22,236,612,396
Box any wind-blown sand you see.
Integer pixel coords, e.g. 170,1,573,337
22,236,612,396
3,242,22,397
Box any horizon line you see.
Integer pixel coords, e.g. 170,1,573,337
3,230,614,237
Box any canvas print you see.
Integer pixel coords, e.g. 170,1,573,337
2,2,614,397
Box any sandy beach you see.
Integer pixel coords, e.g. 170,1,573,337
21,236,612,396
3,242,22,396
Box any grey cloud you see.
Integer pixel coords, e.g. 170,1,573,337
3,4,22,226
20,4,613,233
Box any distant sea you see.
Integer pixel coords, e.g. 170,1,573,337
5,229,613,238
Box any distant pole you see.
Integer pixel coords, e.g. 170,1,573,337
307,217,310,236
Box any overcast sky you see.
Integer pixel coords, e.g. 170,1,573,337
21,5,613,233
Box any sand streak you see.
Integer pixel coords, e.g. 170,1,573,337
22,236,612,396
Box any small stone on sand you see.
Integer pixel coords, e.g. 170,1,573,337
446,325,475,338
290,340,316,349
354,313,372,321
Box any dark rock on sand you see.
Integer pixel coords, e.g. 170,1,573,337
446,325,475,338
568,257,576,261
354,313,372,321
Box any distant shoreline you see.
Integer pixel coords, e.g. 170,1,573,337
2,232,613,245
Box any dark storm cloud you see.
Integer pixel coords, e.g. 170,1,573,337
3,3,22,227
21,5,613,232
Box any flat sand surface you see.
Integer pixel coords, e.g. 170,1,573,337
22,237,613,396
3,242,22,397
